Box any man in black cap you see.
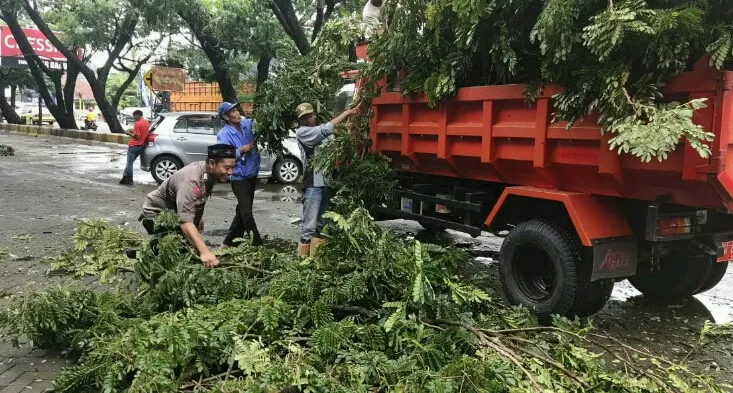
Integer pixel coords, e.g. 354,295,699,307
138,144,236,267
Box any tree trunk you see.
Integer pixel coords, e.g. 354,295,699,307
175,6,238,103
88,80,122,131
271,0,311,55
0,9,76,128
10,85,16,108
199,42,238,103
62,63,79,116
21,3,135,133
111,57,150,110
48,74,77,129
0,78,21,124
256,55,272,92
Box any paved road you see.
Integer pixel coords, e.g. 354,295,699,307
0,131,731,390
0,132,304,391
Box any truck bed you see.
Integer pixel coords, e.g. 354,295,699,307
369,69,733,213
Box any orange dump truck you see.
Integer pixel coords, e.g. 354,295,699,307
170,82,253,114
362,50,733,319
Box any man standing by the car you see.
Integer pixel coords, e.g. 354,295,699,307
139,144,236,267
216,102,263,248
295,103,358,257
120,110,149,185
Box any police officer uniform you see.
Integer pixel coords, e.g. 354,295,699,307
139,144,235,234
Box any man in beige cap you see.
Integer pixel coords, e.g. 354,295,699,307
295,103,358,257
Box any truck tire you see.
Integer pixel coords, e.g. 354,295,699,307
629,252,712,301
499,220,580,321
694,261,728,295
575,278,615,317
419,221,445,233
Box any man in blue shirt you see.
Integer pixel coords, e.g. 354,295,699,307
216,102,263,247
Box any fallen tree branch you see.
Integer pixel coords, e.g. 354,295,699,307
216,262,274,275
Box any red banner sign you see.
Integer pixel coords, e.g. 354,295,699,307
0,26,66,68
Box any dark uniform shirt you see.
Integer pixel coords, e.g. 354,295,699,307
141,161,214,224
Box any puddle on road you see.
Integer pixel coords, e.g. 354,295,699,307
256,183,302,203
611,279,733,325
210,182,303,203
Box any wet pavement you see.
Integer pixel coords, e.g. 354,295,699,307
0,131,732,387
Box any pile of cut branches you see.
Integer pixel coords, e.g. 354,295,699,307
45,219,141,280
0,144,14,156
0,210,729,393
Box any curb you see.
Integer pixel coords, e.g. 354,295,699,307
0,123,129,145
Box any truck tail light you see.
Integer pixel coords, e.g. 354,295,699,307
656,217,693,236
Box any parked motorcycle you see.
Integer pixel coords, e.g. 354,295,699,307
84,119,98,131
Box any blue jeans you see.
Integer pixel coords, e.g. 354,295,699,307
300,187,332,243
124,146,145,178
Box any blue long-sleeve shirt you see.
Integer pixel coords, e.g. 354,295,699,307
216,118,261,180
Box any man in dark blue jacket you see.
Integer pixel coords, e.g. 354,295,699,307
216,102,263,247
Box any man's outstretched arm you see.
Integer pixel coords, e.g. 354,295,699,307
180,222,219,268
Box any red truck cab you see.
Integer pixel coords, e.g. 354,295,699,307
355,43,733,320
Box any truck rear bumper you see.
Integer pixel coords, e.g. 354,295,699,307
711,231,733,262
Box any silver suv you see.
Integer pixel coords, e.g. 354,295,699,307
140,112,303,184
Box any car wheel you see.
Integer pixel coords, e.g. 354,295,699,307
274,157,301,184
151,155,183,184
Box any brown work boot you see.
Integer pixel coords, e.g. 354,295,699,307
297,242,310,258
310,237,326,257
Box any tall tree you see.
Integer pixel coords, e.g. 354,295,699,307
205,0,290,91
106,72,142,109
173,2,238,102
0,5,79,128
133,0,287,100
270,0,362,55
0,69,36,124
44,0,168,115
17,0,159,133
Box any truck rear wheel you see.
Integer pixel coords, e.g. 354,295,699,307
418,221,445,233
499,220,580,321
575,278,615,317
694,261,728,295
629,252,712,301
